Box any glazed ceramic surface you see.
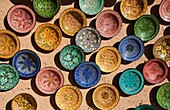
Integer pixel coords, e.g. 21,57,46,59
134,15,160,41
59,8,87,36
135,104,156,110
34,23,62,51
159,0,170,22
120,0,148,20
0,30,20,59
0,64,19,90
96,10,122,38
55,85,82,109
93,84,119,109
75,26,101,53
59,45,85,70
12,49,41,78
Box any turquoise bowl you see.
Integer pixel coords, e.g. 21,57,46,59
135,104,156,110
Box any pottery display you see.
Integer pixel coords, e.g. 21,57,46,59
159,0,170,22
135,104,156,110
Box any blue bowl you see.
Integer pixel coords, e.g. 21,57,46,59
12,49,41,78
118,35,144,61
74,62,101,88
135,104,156,110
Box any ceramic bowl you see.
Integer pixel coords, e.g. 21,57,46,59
143,58,168,84
153,35,170,61
33,0,60,18
55,85,82,110
59,8,87,36
0,64,19,90
11,93,37,110
75,26,101,53
159,0,170,22
119,68,144,95
12,49,41,78
120,0,148,20
0,30,20,59
59,45,85,70
118,35,144,61
95,46,121,73
92,84,119,109
135,104,156,110
79,0,104,15
74,62,101,88
7,5,36,33
157,83,170,110
134,15,160,41
34,23,62,51
35,67,64,94
96,10,122,38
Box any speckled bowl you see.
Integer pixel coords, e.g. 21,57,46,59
135,104,156,110
159,0,170,22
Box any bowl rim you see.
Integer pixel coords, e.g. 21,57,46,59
159,0,170,22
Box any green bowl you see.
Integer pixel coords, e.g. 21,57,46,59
135,104,156,110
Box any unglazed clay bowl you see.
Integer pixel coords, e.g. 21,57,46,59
0,64,19,91
92,84,119,109
159,0,170,22
143,58,168,84
34,23,62,51
11,93,37,110
134,15,160,41
120,0,148,20
59,8,87,36
55,85,82,110
95,46,121,73
135,105,156,110
12,49,41,78
75,26,101,53
0,30,20,59
7,5,36,33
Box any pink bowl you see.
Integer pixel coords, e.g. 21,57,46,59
159,0,170,22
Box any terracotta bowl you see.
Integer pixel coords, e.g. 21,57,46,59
36,67,64,94
7,5,36,33
96,10,122,38
159,0,170,22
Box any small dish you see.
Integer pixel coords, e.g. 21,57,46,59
119,68,144,95
79,0,104,15
59,8,87,36
143,58,168,84
34,23,62,51
35,67,64,94
12,49,41,78
59,45,85,70
95,46,121,73
96,10,122,38
0,64,19,90
159,0,170,22
75,26,101,53
74,62,101,88
120,0,148,20
135,104,156,110
92,83,119,109
134,15,160,41
55,85,82,110
7,5,36,33
118,35,144,61
0,30,20,59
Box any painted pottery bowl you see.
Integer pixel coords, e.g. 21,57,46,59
55,85,82,109
75,26,101,53
79,0,104,15
12,49,41,78
59,8,87,36
153,35,170,61
95,46,121,73
135,104,156,110
119,68,144,95
92,84,119,109
34,23,62,51
0,30,20,59
11,93,37,110
74,62,101,88
0,64,19,90
118,35,144,61
134,15,160,41
157,83,170,110
33,0,60,18
143,58,168,84
7,5,36,33
159,0,170,22
35,67,64,94
120,0,148,20
59,45,85,70
96,10,122,38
